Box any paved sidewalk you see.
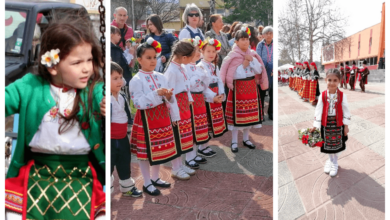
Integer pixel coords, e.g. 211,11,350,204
112,98,274,219
278,80,385,220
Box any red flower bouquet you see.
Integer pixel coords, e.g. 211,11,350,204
298,128,324,148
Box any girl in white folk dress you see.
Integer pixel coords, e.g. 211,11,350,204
310,69,351,177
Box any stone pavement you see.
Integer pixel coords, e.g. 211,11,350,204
112,97,274,220
278,80,385,220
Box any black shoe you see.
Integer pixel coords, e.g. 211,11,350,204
243,140,256,149
198,148,215,158
231,143,238,153
185,160,200,169
268,114,273,120
143,184,160,196
204,147,217,155
151,178,171,188
194,156,207,164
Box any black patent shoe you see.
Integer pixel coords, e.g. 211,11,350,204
194,156,207,164
151,178,171,188
204,147,217,155
231,143,238,153
243,140,256,149
143,184,161,196
185,159,200,169
198,148,215,158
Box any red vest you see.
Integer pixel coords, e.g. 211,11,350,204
321,89,344,127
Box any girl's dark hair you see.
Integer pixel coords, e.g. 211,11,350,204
352,61,356,65
164,40,195,72
326,68,341,80
340,63,344,66
111,25,120,35
235,30,249,41
206,14,222,31
38,9,102,134
146,14,163,35
136,41,158,70
201,38,219,76
229,21,239,36
248,26,259,48
232,23,243,38
111,61,123,75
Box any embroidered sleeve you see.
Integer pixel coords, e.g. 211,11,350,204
163,95,181,122
342,94,351,125
216,67,225,99
164,67,177,91
313,93,323,128
129,76,163,110
250,58,262,74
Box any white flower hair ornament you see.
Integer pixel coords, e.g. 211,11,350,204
146,37,162,56
207,38,221,52
191,36,204,49
41,49,60,67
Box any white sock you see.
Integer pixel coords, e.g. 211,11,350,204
328,154,333,162
232,130,238,149
243,128,253,145
186,148,197,165
138,160,156,191
171,157,182,171
119,177,135,193
151,164,160,181
198,144,205,151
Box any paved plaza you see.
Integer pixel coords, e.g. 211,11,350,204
278,80,385,220
112,97,274,219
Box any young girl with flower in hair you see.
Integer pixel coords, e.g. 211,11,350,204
309,62,320,106
5,12,106,220
300,61,311,102
163,40,198,179
220,28,268,153
310,69,351,177
197,37,227,156
129,37,181,195
184,37,223,166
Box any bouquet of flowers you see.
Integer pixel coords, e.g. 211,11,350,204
298,128,324,148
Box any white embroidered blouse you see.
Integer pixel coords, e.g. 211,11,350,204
197,60,225,99
29,84,90,155
313,90,351,128
129,70,181,122
233,58,262,80
185,63,217,103
164,61,194,102
111,94,128,124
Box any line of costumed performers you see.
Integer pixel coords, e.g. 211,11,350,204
125,25,267,196
288,62,320,106
339,60,370,92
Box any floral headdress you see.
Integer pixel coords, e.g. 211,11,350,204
202,38,221,52
241,26,251,37
146,37,162,56
41,49,60,67
129,37,137,46
190,36,204,49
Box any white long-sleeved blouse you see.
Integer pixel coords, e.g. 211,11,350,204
233,58,262,80
164,61,194,102
185,63,217,103
197,60,225,99
313,90,351,128
129,70,181,122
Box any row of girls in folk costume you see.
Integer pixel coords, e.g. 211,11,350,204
288,62,321,106
278,70,290,85
127,27,267,196
339,60,370,92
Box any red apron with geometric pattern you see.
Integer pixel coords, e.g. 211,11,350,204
226,77,262,127
301,79,310,99
298,78,305,95
130,103,179,165
289,78,293,88
175,92,194,154
190,92,210,145
309,80,318,102
206,83,227,138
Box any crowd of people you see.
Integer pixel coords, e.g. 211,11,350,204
110,3,274,197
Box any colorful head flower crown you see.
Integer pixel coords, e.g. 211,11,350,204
191,36,204,49
146,37,162,56
241,26,251,37
203,38,221,52
129,37,137,46
41,49,60,67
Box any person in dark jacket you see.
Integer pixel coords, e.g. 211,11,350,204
143,14,177,72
